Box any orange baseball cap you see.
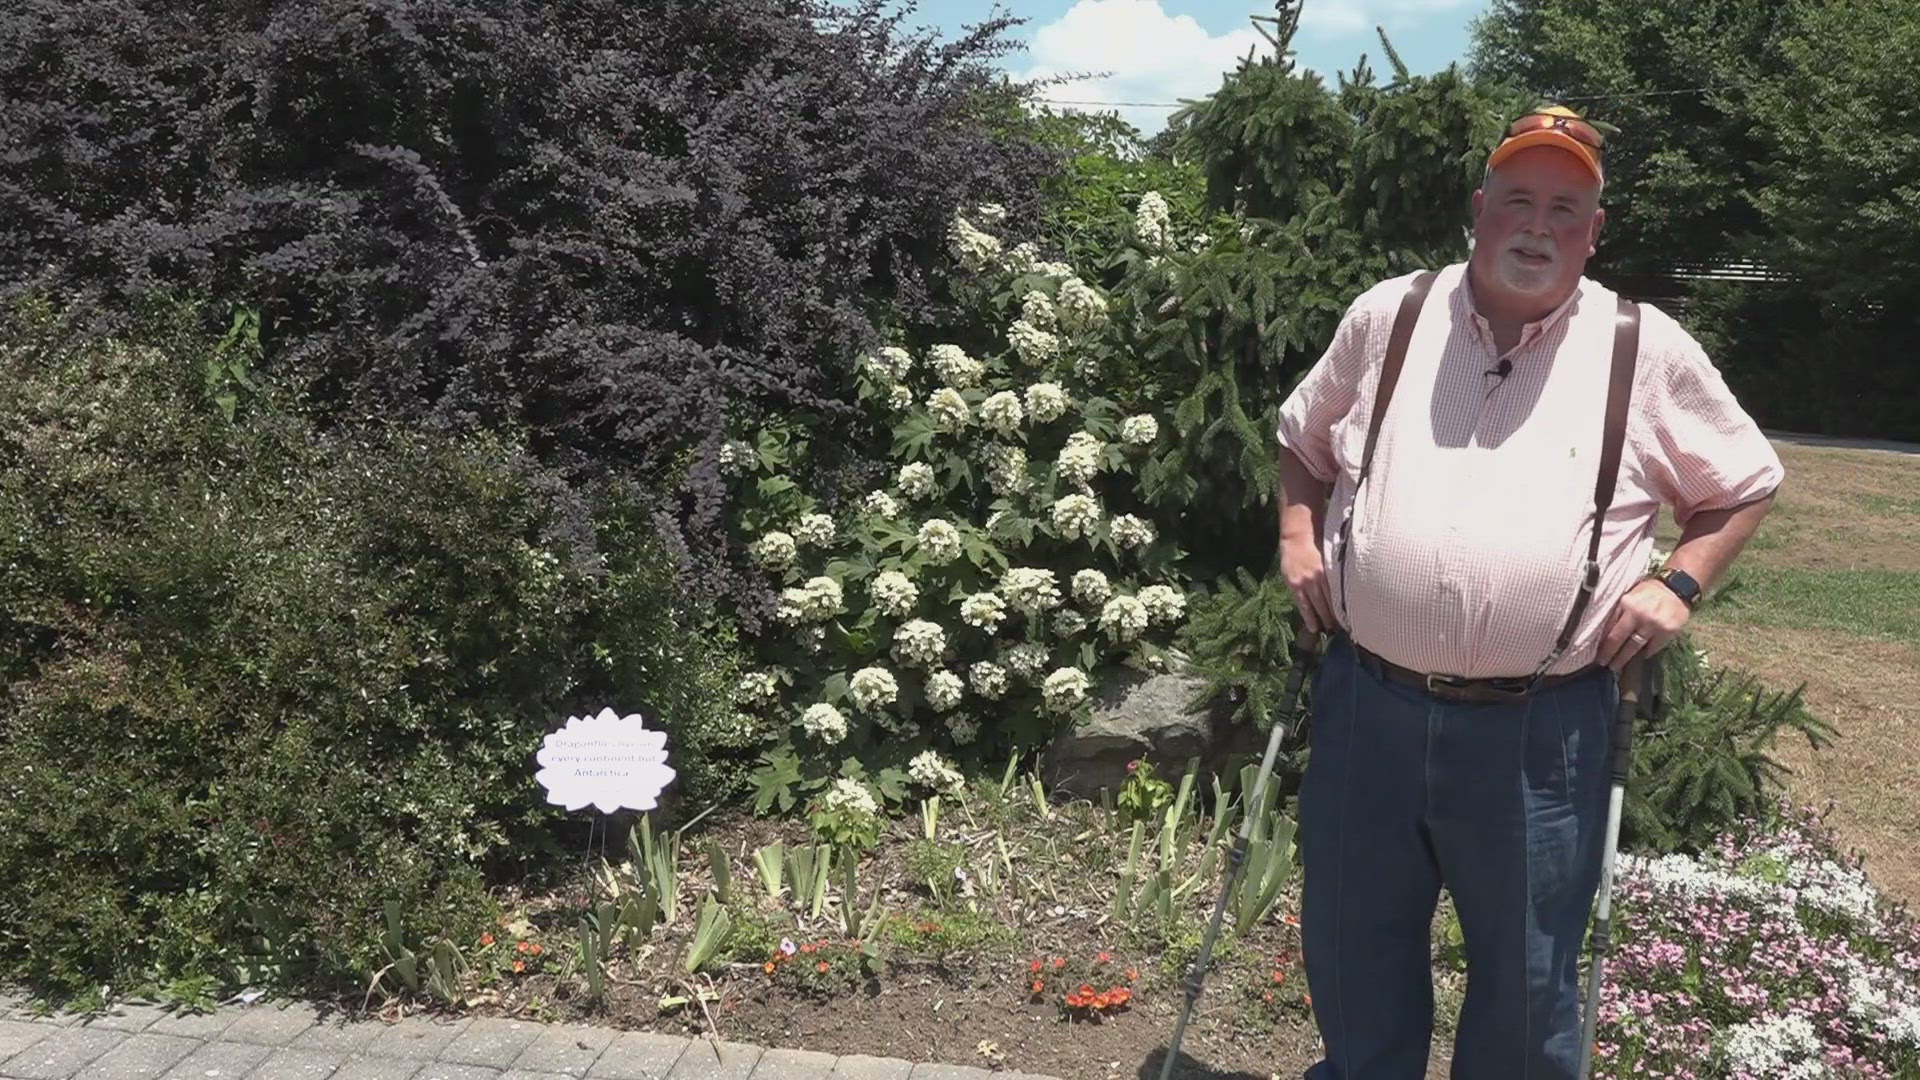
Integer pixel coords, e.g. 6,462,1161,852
1487,105,1605,183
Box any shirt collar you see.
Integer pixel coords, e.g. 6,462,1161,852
1453,264,1589,345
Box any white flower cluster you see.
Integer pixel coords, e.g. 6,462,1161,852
1032,259,1075,280
1120,414,1159,446
925,671,964,712
794,512,836,547
968,660,1009,699
1051,493,1102,539
1843,955,1920,1046
1056,276,1108,335
1072,568,1112,607
1134,191,1172,250
864,490,899,518
1616,852,1781,907
1073,354,1101,382
928,344,984,389
869,570,918,617
751,530,797,569
849,666,899,712
1003,241,1037,275
777,576,844,624
896,461,936,499
946,713,980,744
927,387,972,433
888,384,914,411
985,444,1029,495
980,390,1024,434
823,776,880,816
801,702,848,744
1110,514,1156,550
718,439,756,476
1100,594,1150,641
908,748,966,793
1025,382,1069,423
1057,432,1104,485
735,670,780,705
1021,291,1057,331
1042,666,1091,713
1009,319,1060,366
960,591,1008,632
1004,643,1050,678
1721,1013,1826,1077
892,619,947,667
916,518,962,564
999,567,1063,615
1138,584,1187,625
863,346,913,383
1053,609,1088,637
973,202,1007,224
1764,843,1883,930
949,214,1002,272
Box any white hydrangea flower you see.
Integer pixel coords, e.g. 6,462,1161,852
823,776,880,816
775,587,810,624
1134,191,1172,250
1008,320,1060,366
924,671,964,713
928,343,984,389
862,346,913,383
1025,382,1069,424
985,444,1030,495
1051,492,1102,539
848,666,899,712
751,530,797,570
1072,568,1111,607
1021,290,1058,331
800,575,844,620
869,570,918,617
968,660,1009,699
1100,594,1150,642
893,619,948,668
909,748,966,792
980,390,1024,434
998,567,1062,615
927,386,972,433
948,214,1002,271
798,625,825,653
1031,260,1075,280
735,671,780,705
1004,642,1050,679
1110,514,1156,551
1003,241,1038,275
1120,414,1159,446
897,462,937,499
973,202,1007,224
863,490,900,518
794,512,836,547
1056,276,1108,335
1138,584,1187,625
1072,354,1101,382
1053,609,1088,637
916,518,963,565
1057,433,1104,485
888,383,914,411
1042,666,1092,713
801,702,848,744
946,713,980,745
960,591,1008,632
717,439,756,476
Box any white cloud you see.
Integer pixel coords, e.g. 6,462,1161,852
1298,0,1474,39
1016,0,1267,135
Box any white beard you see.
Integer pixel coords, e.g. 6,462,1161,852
1495,247,1557,295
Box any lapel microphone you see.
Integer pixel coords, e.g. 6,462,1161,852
1485,357,1513,380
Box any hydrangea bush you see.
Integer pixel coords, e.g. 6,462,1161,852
726,203,1193,811
1595,802,1920,1078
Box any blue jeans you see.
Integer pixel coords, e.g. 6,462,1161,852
1298,634,1616,1080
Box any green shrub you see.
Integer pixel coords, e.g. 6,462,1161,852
0,295,751,1004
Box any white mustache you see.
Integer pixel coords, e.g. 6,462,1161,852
1508,245,1554,260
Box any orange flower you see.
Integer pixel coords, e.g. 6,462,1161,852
529,943,543,956
1078,983,1095,997
1064,993,1084,1008
479,932,495,947
1126,967,1138,982
1030,960,1043,973
1095,951,1111,964
1031,979,1045,994
1110,987,1130,1004
1263,991,1274,1004
1052,957,1066,970
516,940,530,954
1304,993,1313,1008
816,961,830,973
1283,913,1301,927
512,959,525,973
800,943,816,955
1272,970,1286,984
1092,993,1111,1009
764,962,776,974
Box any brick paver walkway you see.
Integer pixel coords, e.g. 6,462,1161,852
0,996,1062,1080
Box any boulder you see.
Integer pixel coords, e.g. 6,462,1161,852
1043,668,1254,799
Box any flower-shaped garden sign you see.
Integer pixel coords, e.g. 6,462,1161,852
535,707,676,813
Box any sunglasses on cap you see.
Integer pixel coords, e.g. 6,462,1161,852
1505,110,1605,153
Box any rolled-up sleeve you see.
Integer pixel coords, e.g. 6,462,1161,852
1640,324,1784,525
1276,299,1373,484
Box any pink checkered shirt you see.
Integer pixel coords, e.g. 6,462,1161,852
1276,262,1784,678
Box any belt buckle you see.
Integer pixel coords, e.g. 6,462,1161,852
1424,673,1466,697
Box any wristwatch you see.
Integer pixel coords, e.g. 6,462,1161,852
1653,566,1701,609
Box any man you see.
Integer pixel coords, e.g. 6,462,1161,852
1273,106,1783,1078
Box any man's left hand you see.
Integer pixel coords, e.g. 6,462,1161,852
1598,578,1691,672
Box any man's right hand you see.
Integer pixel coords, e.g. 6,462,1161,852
1280,532,1338,636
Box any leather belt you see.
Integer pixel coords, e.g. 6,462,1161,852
1354,642,1597,704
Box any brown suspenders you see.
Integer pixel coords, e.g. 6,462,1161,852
1335,270,1642,683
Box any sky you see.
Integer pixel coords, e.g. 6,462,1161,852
894,0,1493,135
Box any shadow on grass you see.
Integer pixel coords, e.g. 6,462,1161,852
1136,1045,1277,1080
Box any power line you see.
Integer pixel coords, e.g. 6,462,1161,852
1035,83,1745,111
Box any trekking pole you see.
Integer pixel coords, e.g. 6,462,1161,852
1578,650,1662,1079
1158,626,1324,1080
